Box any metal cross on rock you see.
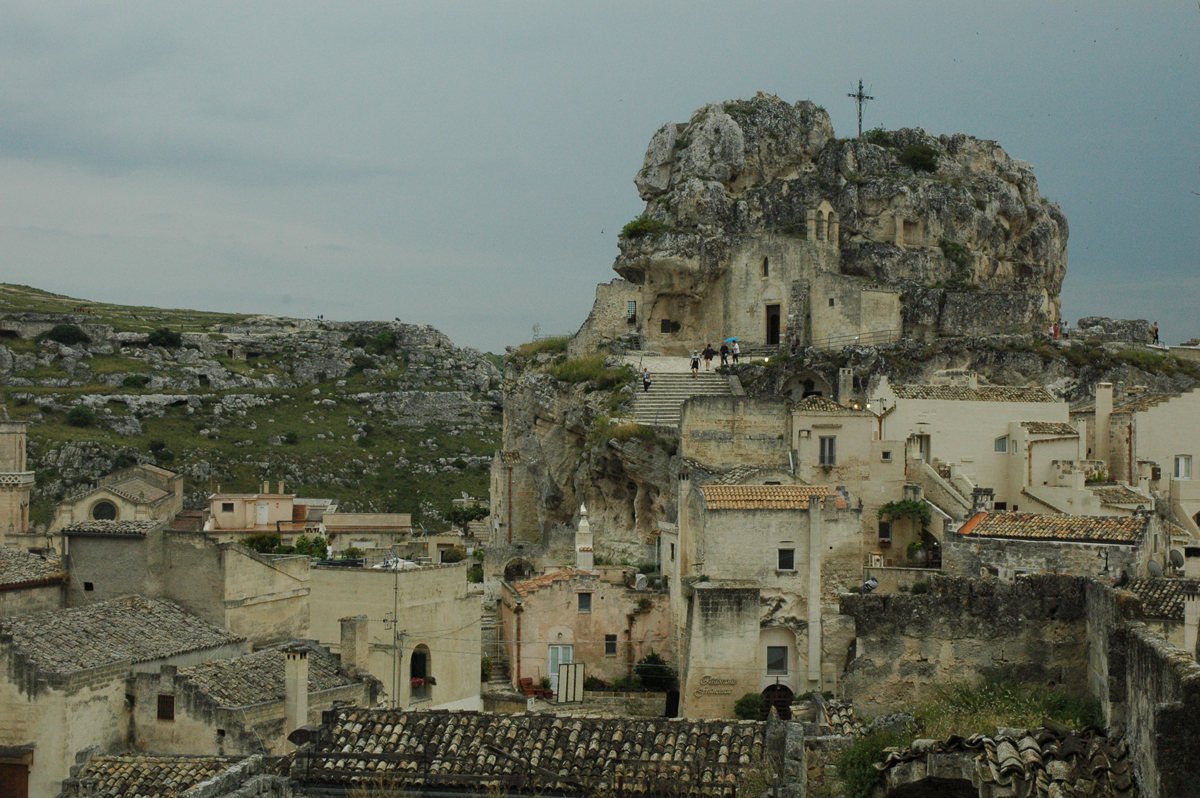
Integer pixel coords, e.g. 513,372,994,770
847,79,874,138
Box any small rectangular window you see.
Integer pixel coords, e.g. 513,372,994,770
660,319,672,334
1175,455,1192,480
83,582,94,592
578,593,592,613
157,694,175,721
777,548,795,571
819,436,836,466
994,437,1008,453
878,522,892,543
766,646,788,675
828,298,835,307
881,450,892,462
994,502,1007,511
670,543,675,561
605,634,618,656
221,502,234,513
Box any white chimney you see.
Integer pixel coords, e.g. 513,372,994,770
1185,546,1200,580
284,645,309,748
278,480,285,494
576,504,594,572
1095,383,1113,467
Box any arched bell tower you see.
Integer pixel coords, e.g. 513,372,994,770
0,406,34,548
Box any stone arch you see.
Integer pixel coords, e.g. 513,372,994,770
91,499,118,521
503,558,534,583
782,371,833,401
410,644,432,702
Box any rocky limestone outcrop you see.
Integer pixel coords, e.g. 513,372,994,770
622,91,1067,332
499,361,675,563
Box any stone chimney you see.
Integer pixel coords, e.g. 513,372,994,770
1185,590,1200,661
576,505,594,572
1185,546,1200,580
1095,383,1113,466
838,369,854,407
262,480,270,494
284,645,309,748
339,615,369,677
278,480,285,494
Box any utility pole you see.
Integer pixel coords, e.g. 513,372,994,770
383,566,407,709
847,79,874,138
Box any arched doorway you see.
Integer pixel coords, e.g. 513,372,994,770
762,684,793,720
91,500,118,521
766,305,781,345
504,559,533,582
410,644,431,703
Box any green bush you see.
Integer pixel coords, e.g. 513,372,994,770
342,546,365,559
241,533,281,553
446,504,488,532
147,327,183,348
837,729,908,798
911,581,929,595
283,431,299,445
635,650,678,692
878,499,931,529
547,355,633,390
43,324,90,346
272,545,296,554
66,406,96,427
621,215,671,238
862,127,892,147
515,336,570,357
480,655,492,682
899,144,938,173
540,676,552,691
938,238,972,272
734,692,767,720
584,675,607,690
441,546,467,564
467,563,483,583
121,374,151,389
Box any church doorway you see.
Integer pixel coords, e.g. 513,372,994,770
766,305,781,346
762,684,793,719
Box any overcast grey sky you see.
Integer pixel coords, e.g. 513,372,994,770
1,2,1196,352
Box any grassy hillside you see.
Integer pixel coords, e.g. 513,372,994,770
0,285,500,530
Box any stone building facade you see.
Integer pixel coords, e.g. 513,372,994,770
0,596,249,798
0,546,64,617
672,482,861,718
307,561,481,711
62,520,310,645
49,464,183,535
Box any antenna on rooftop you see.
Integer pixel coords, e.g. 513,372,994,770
847,79,874,138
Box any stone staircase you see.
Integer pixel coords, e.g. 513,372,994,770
480,603,510,683
632,371,735,428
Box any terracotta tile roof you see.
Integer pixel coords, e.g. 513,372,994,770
793,395,863,414
63,755,243,797
1089,484,1150,506
62,520,160,536
701,485,846,510
0,546,65,588
511,568,584,597
1020,421,1079,436
704,465,767,486
0,595,243,675
177,640,355,708
500,450,522,464
300,709,767,797
890,384,1058,403
956,512,1146,543
877,726,1135,798
1125,577,1200,621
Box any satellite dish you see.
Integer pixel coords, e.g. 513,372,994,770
1170,549,1185,569
634,574,648,591
1148,561,1163,578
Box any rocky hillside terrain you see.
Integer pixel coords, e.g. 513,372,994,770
0,284,501,528
624,91,1068,333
